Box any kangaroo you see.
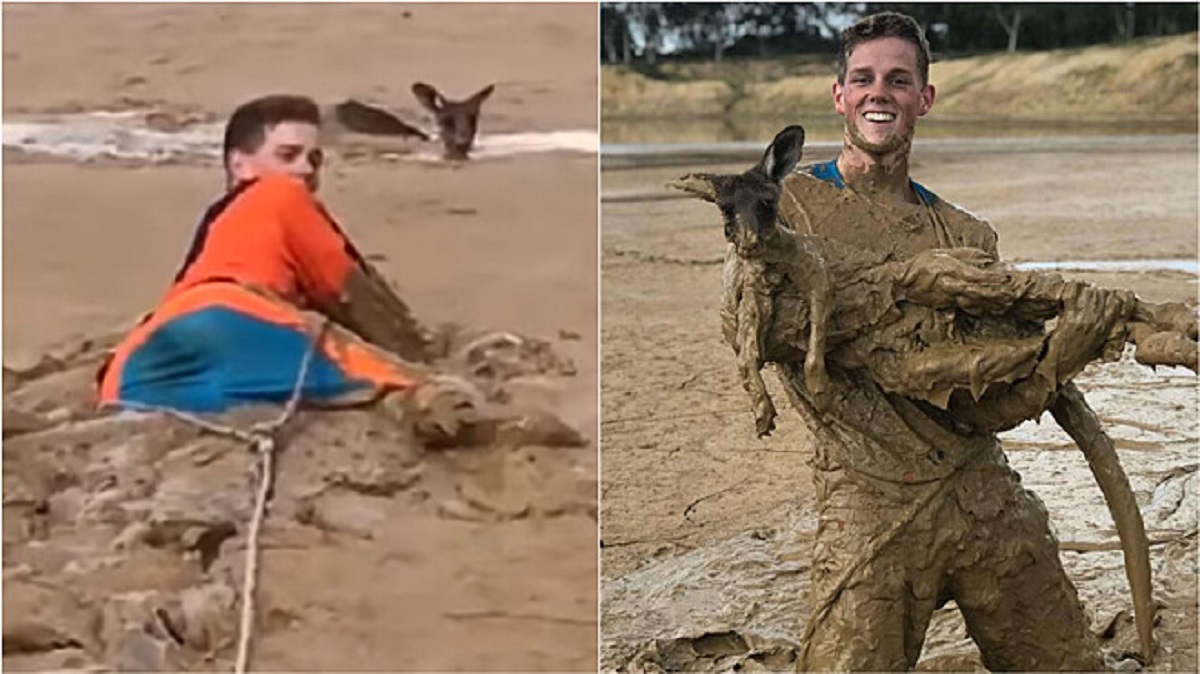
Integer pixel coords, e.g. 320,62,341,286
330,82,496,161
671,125,1197,437
412,82,495,161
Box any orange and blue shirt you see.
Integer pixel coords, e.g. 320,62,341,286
97,173,412,412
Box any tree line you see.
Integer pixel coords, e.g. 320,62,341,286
601,3,1199,65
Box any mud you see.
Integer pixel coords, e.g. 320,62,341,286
2,323,595,671
602,131,1197,670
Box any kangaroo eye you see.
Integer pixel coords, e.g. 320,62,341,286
756,202,775,224
724,220,735,240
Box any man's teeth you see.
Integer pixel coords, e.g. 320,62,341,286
864,112,895,122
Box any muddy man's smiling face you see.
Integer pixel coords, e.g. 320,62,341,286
834,37,936,156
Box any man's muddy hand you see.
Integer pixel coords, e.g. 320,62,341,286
388,374,486,447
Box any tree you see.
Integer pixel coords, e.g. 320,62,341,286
597,2,1198,67
994,4,1023,52
600,4,629,65
1112,2,1136,42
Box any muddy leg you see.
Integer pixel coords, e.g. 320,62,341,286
899,249,1194,372
737,288,777,437
801,468,941,671
803,263,832,409
1128,322,1198,372
949,461,1104,672
1133,299,1198,339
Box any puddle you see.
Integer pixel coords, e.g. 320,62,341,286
3,111,597,164
1014,259,1198,275
479,131,598,156
5,111,224,163
601,135,1198,170
603,113,1198,146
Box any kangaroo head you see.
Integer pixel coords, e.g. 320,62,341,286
670,125,805,256
412,82,495,161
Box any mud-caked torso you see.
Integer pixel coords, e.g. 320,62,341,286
779,161,997,257
773,161,1006,497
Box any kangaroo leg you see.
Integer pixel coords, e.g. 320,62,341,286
737,280,777,437
1129,300,1198,372
803,251,833,411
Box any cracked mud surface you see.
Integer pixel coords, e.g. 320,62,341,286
601,143,1197,671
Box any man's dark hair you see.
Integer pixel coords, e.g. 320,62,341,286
222,94,321,169
837,12,931,86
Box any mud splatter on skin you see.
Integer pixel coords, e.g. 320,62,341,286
837,123,917,203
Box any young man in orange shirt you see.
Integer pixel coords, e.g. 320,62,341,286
98,95,445,419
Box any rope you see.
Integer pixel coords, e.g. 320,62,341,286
234,434,275,674
107,319,328,673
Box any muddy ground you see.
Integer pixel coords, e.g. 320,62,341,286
600,139,1198,671
4,3,598,672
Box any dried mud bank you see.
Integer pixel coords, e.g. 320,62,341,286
3,327,597,672
601,33,1198,120
602,354,1197,672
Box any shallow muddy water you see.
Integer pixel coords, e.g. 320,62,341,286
601,133,1199,171
3,111,598,165
603,113,1198,146
1015,259,1199,275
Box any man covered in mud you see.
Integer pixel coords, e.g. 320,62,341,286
97,95,471,438
771,13,1116,671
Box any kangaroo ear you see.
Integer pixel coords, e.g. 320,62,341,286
468,84,495,107
412,82,445,112
668,173,720,203
757,125,805,185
